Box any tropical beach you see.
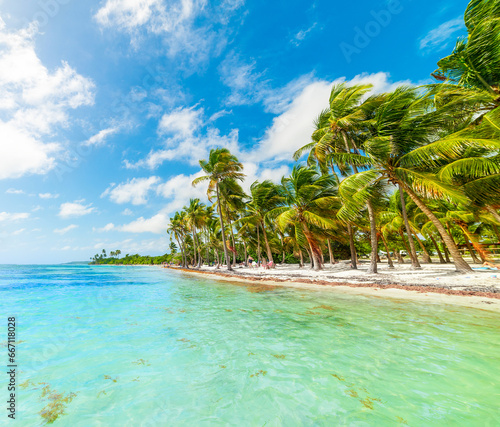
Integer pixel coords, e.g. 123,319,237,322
1,0,500,425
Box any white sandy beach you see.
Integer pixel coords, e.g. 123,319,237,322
169,260,500,313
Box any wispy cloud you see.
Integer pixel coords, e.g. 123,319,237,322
0,212,30,222
93,223,115,232
218,53,315,114
84,126,120,146
419,17,465,53
58,201,95,218
6,188,24,194
54,224,78,234
94,0,246,66
39,192,59,199
291,22,317,46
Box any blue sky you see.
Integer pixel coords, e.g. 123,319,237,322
0,0,468,263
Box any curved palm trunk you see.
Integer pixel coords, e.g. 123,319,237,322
463,236,481,264
327,239,335,264
442,240,451,263
399,185,421,269
216,183,232,271
176,236,185,267
302,222,322,270
429,234,446,263
380,233,394,268
412,231,432,263
347,224,357,269
401,184,472,273
458,224,489,263
305,247,314,269
192,225,200,267
243,240,248,267
299,248,304,267
398,230,411,259
206,228,210,266
226,215,237,267
183,242,189,268
486,205,500,223
366,200,378,274
261,221,274,267
256,225,261,266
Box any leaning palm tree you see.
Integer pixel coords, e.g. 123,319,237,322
184,198,206,267
432,0,500,100
336,86,477,272
237,180,283,267
294,83,385,269
217,178,247,267
270,166,339,270
167,211,188,267
192,148,245,271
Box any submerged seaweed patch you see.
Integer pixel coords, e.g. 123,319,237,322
38,385,77,424
313,305,334,311
345,389,358,398
19,379,36,389
245,285,277,293
250,370,267,378
103,375,118,382
339,377,382,410
272,354,285,359
132,359,151,366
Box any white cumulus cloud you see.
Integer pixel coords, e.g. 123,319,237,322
58,201,95,218
101,176,160,205
118,213,169,234
0,19,95,180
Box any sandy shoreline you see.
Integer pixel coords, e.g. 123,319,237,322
164,263,500,313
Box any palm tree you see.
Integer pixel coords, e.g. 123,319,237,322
217,179,246,267
432,0,500,101
193,148,245,271
167,211,188,267
237,180,283,267
335,85,477,272
184,198,206,268
270,166,338,270
294,83,384,271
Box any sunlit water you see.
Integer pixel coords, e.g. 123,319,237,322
1,264,499,426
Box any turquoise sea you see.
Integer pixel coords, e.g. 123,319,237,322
1,264,499,426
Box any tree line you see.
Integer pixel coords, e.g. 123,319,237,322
167,1,500,274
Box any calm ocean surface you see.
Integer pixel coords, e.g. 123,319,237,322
0,264,499,426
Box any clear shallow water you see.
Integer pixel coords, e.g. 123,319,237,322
1,264,499,426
